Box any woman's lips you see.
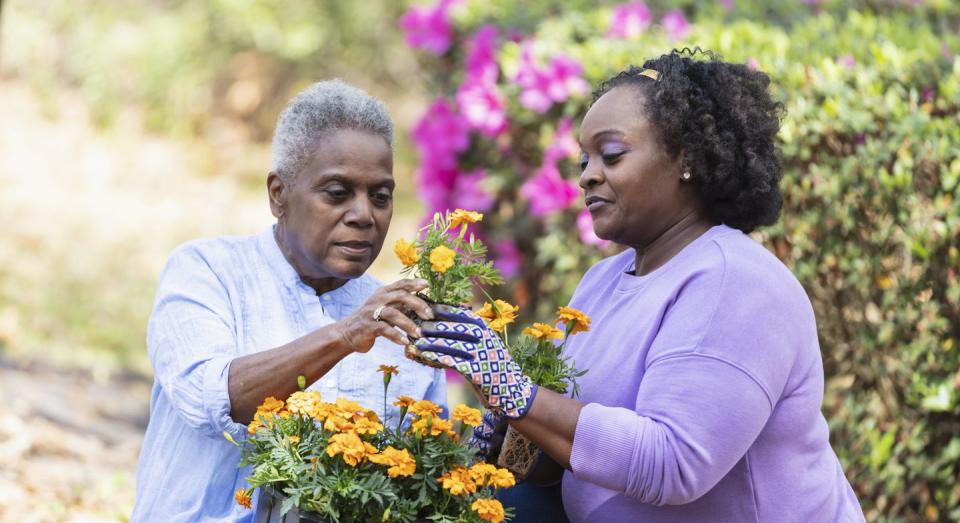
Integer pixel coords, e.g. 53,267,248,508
335,241,372,256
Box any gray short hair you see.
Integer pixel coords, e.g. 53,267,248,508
271,79,394,180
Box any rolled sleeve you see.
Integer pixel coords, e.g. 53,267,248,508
148,245,245,440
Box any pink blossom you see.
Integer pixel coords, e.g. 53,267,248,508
520,162,579,217
746,57,760,71
607,1,652,39
719,0,735,10
464,25,499,85
457,81,508,137
839,54,856,69
412,99,470,170
577,208,609,248
661,9,691,41
942,42,953,61
492,239,521,278
513,42,589,113
417,166,494,217
399,0,458,55
456,26,508,137
543,118,579,164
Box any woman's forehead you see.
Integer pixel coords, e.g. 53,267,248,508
580,86,650,144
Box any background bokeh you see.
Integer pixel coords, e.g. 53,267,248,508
0,1,958,522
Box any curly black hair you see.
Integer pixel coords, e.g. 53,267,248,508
594,48,785,233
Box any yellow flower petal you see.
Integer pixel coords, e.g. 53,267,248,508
393,239,421,267
449,209,484,229
429,245,456,273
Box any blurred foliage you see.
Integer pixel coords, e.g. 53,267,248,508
405,0,960,521
4,0,419,139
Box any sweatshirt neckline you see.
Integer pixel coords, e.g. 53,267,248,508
614,225,734,293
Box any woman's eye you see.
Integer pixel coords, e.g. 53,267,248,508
325,188,350,200
579,153,589,171
371,192,393,206
601,152,625,165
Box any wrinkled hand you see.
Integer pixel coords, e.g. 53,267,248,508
335,279,433,353
470,410,509,463
412,305,537,419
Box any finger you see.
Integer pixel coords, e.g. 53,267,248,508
381,278,429,294
379,307,422,339
432,306,485,327
414,343,475,360
377,322,412,347
418,327,480,344
385,291,434,320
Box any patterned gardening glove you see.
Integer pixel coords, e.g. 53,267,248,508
411,304,538,419
469,410,509,463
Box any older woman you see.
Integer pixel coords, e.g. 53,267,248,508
131,80,440,521
411,50,866,522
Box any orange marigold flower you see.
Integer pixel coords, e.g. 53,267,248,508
556,306,591,334
334,398,364,418
286,391,322,416
472,498,505,523
438,466,477,496
468,463,499,486
452,404,482,426
410,399,443,418
411,416,455,438
393,395,416,408
429,245,456,273
235,488,252,509
377,364,399,376
324,415,355,433
312,402,338,421
522,322,565,340
490,468,516,489
353,417,384,436
258,396,286,413
449,209,484,229
476,300,519,332
393,238,421,267
325,432,368,466
368,446,417,478
288,435,300,445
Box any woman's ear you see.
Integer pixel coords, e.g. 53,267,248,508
267,172,286,219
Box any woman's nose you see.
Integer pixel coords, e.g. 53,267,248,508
579,160,603,190
344,197,375,228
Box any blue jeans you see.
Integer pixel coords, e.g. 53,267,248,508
497,482,569,523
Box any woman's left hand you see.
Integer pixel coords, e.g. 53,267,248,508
412,305,537,419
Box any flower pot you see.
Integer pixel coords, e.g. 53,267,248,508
254,486,432,523
497,425,540,481
254,487,326,523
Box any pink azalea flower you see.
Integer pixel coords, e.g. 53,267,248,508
492,239,522,278
457,81,508,137
719,0,735,10
543,118,579,164
464,25,499,85
513,42,589,113
412,99,470,170
399,0,458,55
457,26,508,136
577,208,609,248
746,57,760,71
839,54,856,69
607,1,652,39
661,9,691,41
417,166,494,217
520,162,579,217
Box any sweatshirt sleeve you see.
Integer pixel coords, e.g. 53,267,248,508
569,354,773,506
146,245,247,440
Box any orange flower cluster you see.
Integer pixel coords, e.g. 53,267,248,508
437,462,515,497
472,498,506,523
367,446,417,478
477,299,519,332
556,306,591,334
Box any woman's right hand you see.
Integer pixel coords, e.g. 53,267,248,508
335,278,434,353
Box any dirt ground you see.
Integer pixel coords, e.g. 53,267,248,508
0,356,150,522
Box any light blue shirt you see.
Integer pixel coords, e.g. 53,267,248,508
131,226,446,522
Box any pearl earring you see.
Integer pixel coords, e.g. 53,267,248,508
681,171,692,181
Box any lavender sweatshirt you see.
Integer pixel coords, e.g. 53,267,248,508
562,225,864,523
